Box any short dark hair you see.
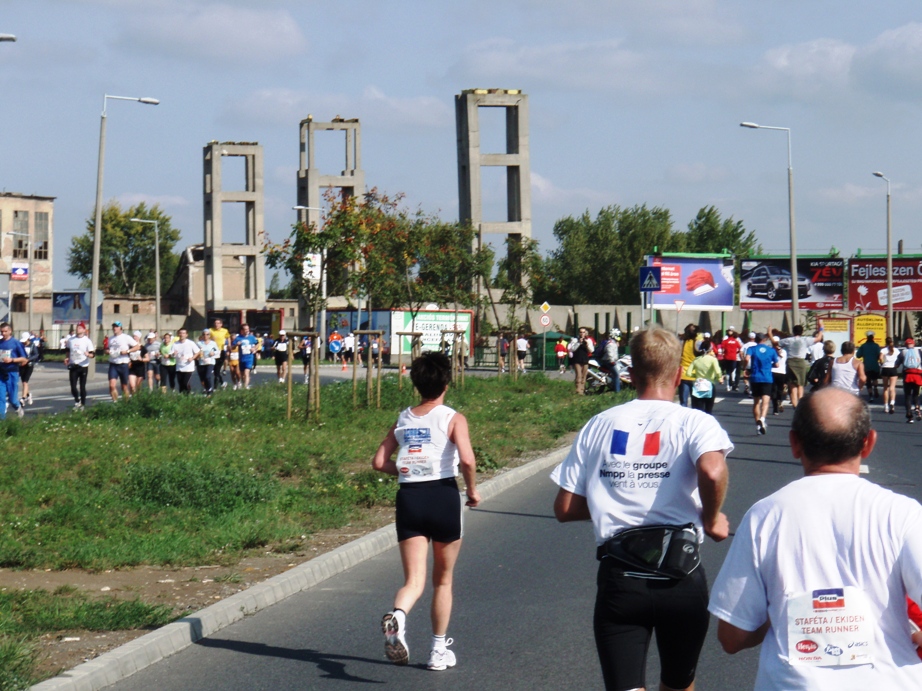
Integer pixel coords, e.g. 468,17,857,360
793,325,804,336
792,390,870,466
410,351,452,399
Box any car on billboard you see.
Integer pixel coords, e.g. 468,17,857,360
745,265,811,301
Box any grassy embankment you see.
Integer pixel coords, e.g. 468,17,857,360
0,373,627,687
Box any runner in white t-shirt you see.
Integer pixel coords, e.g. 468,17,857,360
170,328,201,394
107,322,140,402
551,328,732,691
65,322,95,409
709,387,922,690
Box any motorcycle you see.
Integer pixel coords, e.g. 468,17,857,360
586,355,632,394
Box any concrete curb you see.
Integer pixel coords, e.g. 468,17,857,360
31,446,569,690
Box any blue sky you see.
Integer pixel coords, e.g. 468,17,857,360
3,1,922,290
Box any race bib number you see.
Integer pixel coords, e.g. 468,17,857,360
277,342,288,352
395,428,435,479
129,350,141,361
239,342,252,355
230,352,240,361
787,587,874,667
109,346,122,358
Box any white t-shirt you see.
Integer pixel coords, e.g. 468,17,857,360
171,340,200,373
107,333,138,365
344,335,355,351
740,341,757,369
772,348,788,376
881,348,900,369
550,399,733,545
393,405,459,483
809,341,826,363
197,340,219,366
68,335,95,367
709,474,922,690
516,337,529,352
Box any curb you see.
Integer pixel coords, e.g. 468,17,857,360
31,446,570,690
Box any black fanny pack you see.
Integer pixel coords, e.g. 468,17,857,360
597,523,700,580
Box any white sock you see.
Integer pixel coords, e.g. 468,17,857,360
393,608,406,630
432,634,447,651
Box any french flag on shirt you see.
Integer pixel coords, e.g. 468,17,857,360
610,430,660,456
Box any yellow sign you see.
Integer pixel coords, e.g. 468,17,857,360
821,318,850,333
854,314,886,346
540,301,551,313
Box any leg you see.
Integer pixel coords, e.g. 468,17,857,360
430,539,462,636
393,536,429,615
653,568,710,691
69,367,81,403
77,367,88,406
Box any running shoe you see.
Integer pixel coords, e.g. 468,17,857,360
279,378,285,383
916,407,922,421
757,419,766,435
74,402,82,410
26,394,32,405
18,398,24,407
427,640,456,671
221,382,228,390
908,418,915,424
16,406,24,419
382,612,409,665
890,405,895,414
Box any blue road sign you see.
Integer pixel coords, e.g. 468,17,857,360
640,266,662,292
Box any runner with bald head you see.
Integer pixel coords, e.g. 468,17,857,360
710,387,922,689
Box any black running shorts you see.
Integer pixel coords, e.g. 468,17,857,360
130,361,146,378
395,477,462,543
751,381,772,398
593,560,709,691
19,363,33,383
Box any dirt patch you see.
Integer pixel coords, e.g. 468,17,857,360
3,441,574,681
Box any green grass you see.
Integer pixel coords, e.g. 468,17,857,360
0,635,34,691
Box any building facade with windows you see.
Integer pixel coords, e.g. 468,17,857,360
0,192,54,305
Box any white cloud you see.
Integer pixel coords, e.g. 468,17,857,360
116,193,192,209
816,183,879,205
117,4,307,65
531,172,608,207
665,163,729,185
752,38,855,101
852,23,922,99
224,87,452,129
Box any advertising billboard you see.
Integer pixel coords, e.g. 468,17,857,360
53,290,103,325
740,258,844,311
847,257,922,311
648,256,735,311
391,310,473,356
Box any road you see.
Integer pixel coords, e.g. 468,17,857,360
104,391,921,690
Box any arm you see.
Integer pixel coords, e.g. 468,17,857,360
696,450,729,541
717,619,770,654
448,413,480,507
554,488,591,522
856,359,866,386
371,425,400,476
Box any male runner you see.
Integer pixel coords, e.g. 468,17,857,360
107,321,140,402
211,318,231,389
0,323,28,419
232,324,259,390
748,333,778,435
857,330,882,401
64,322,95,409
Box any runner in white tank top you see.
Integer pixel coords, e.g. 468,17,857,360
830,342,865,395
393,405,460,482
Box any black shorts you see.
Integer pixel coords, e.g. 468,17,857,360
594,560,709,691
395,477,462,543
517,350,527,361
19,363,33,383
108,362,130,385
882,367,898,378
865,370,880,382
274,352,288,366
129,361,146,378
751,381,772,398
146,361,161,375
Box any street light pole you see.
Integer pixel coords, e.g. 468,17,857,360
741,122,799,326
88,94,159,378
0,34,16,42
129,218,161,334
873,172,893,338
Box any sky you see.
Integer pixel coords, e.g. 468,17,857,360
3,0,922,292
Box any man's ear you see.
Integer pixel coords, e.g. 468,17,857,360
789,430,803,461
860,429,877,460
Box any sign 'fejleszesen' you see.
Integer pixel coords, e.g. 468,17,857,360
848,258,922,311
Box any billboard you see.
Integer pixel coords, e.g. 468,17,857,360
848,257,922,311
53,290,103,325
740,258,844,311
391,310,473,356
648,256,735,311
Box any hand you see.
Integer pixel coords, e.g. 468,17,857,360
704,512,730,542
465,489,481,508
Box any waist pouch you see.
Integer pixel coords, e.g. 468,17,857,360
597,523,700,580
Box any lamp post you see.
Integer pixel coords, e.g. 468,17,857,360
0,34,16,42
873,172,893,338
292,205,326,347
88,94,159,378
128,218,161,335
740,121,799,326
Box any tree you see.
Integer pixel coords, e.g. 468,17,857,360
685,206,762,257
68,202,181,296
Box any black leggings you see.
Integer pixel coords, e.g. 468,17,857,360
177,371,194,394
161,364,176,390
594,561,709,691
905,382,920,417
69,366,88,405
197,364,214,393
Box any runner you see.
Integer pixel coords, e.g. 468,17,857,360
898,337,922,423
684,337,722,415
777,325,819,409
678,324,701,407
372,352,480,671
515,333,529,373
739,332,758,396
232,324,259,390
159,332,176,392
196,329,219,395
18,331,39,407
64,322,94,409
171,328,200,394
555,337,568,374
720,327,744,392
0,323,27,419
273,330,290,382
748,333,778,435
343,332,355,365
211,318,231,390
107,321,140,402
128,330,146,394
299,335,312,384
497,334,509,373
144,332,161,392
880,336,900,414
770,336,788,415
857,330,882,401
830,341,866,396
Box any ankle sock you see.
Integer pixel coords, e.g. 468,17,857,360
392,608,406,630
432,634,447,651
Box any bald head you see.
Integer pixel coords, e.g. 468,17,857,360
791,388,871,467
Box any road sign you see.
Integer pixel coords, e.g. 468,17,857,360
639,266,661,292
674,299,685,312
540,301,551,313
540,314,551,327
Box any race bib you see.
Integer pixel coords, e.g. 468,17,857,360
787,587,874,667
239,342,252,355
277,342,288,352
230,352,240,361
395,428,435,479
129,350,141,361
0,349,12,363
109,346,122,358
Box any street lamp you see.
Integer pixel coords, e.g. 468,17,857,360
292,205,327,345
88,94,159,378
873,172,893,338
128,217,161,335
0,34,16,42
741,121,799,326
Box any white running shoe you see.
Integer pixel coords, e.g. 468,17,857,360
221,382,228,390
16,406,24,419
26,394,32,405
427,640,456,671
278,377,285,383
756,419,766,435
74,402,83,410
382,612,409,665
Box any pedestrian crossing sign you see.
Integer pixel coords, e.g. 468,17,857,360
639,266,661,292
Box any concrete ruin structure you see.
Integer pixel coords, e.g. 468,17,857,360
455,89,532,252
202,141,267,314
296,115,365,229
